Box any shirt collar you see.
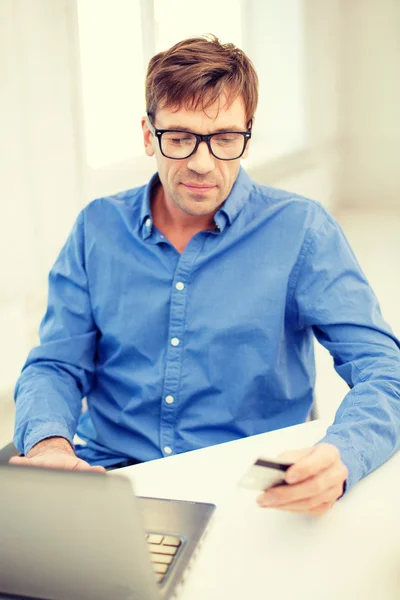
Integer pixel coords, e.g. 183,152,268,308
139,172,160,239
139,167,253,238
214,167,254,232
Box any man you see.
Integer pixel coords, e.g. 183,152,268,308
11,35,400,516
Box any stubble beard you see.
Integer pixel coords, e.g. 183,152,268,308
170,185,222,217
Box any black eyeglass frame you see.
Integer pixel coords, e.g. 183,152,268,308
147,116,252,161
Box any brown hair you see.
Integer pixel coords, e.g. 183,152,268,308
145,34,258,128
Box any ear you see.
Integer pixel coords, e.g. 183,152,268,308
141,116,155,157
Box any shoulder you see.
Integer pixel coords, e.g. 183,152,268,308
81,184,147,229
248,179,333,233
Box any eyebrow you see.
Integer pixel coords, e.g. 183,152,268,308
161,125,247,133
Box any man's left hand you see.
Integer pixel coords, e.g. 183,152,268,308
256,443,348,516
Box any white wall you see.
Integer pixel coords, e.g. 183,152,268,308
338,0,400,210
0,0,84,396
246,0,341,211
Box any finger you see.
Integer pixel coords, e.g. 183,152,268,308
274,501,334,516
285,444,340,484
262,462,347,506
73,459,93,471
73,460,106,473
9,456,30,466
307,502,335,517
260,484,343,512
9,455,106,474
91,465,106,473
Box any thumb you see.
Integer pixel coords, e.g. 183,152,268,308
74,460,106,473
91,465,106,473
9,456,29,466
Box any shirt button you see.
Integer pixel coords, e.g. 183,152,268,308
145,218,152,227
165,395,174,404
171,337,180,346
176,282,185,291
164,446,172,455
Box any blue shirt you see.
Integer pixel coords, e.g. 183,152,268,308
14,168,400,492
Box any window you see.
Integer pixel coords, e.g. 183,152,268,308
244,0,306,166
77,0,145,169
154,0,243,51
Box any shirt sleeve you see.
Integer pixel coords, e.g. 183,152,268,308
291,208,400,493
13,211,98,455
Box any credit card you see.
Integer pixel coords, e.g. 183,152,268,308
238,457,294,491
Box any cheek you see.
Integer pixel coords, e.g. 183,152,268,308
155,156,177,182
220,163,240,188
169,163,182,178
167,162,186,186
152,151,164,175
155,161,181,194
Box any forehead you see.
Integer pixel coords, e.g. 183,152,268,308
155,94,247,132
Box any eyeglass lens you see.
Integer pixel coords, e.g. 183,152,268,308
160,132,246,159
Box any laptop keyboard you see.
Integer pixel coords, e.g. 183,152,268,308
146,533,183,584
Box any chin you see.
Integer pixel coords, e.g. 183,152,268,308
183,205,214,217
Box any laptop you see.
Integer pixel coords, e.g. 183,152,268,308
0,465,216,600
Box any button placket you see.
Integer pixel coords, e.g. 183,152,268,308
159,236,205,455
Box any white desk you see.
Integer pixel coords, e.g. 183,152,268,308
117,421,400,600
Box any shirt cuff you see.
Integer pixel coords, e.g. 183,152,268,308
315,433,364,495
14,422,74,456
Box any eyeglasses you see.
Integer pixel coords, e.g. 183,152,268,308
147,116,251,161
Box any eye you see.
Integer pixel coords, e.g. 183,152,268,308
171,137,192,144
213,134,238,145
163,133,195,145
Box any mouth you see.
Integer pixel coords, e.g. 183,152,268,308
181,183,216,193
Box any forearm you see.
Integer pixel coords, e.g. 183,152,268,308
27,436,75,458
14,362,86,455
318,372,400,492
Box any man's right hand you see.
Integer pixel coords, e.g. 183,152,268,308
9,436,105,473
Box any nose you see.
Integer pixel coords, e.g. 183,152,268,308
186,141,215,174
